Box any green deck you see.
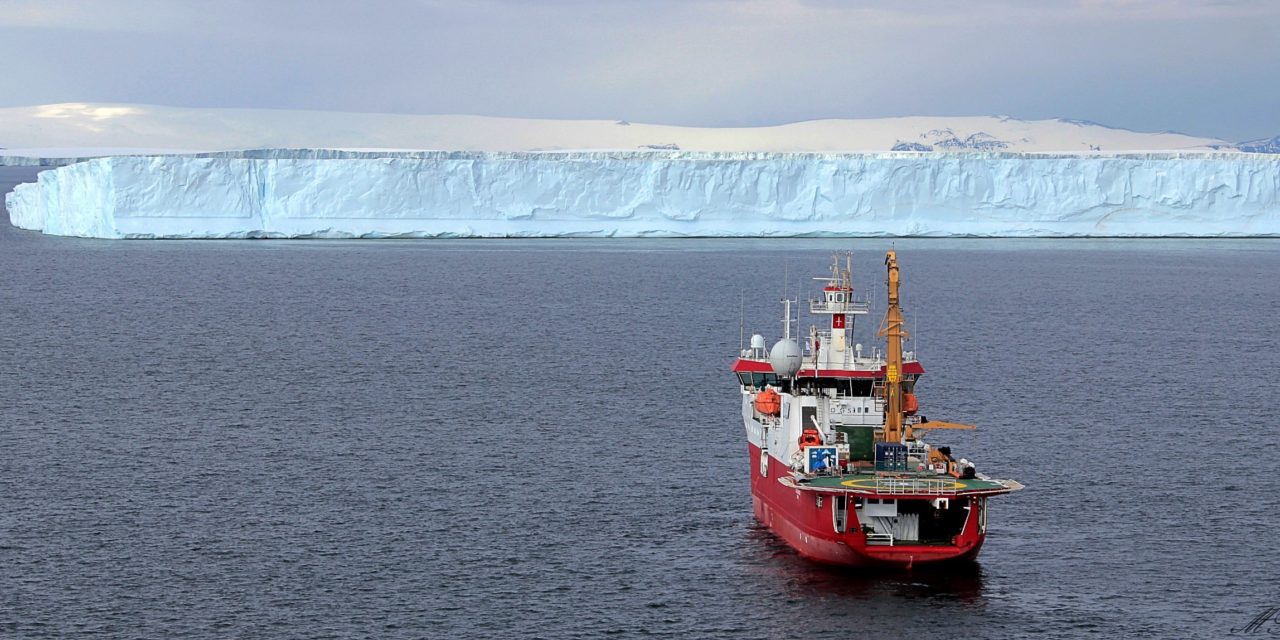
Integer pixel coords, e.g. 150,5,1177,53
802,471,1011,495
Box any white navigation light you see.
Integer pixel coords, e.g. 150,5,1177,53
769,339,803,377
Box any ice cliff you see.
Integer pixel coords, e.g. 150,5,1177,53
6,150,1279,238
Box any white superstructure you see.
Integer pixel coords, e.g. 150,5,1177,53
733,254,924,474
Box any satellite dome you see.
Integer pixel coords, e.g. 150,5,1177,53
750,334,767,351
769,339,803,377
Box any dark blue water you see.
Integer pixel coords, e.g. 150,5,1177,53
3,177,1279,638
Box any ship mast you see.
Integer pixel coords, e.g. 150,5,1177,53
880,250,908,444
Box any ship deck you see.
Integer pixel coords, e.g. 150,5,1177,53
801,471,1012,495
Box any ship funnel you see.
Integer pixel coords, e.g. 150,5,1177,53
769,339,803,378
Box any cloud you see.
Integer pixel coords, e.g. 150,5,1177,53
0,0,1275,139
791,0,1280,28
0,0,200,32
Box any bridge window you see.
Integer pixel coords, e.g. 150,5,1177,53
794,378,873,395
740,373,780,388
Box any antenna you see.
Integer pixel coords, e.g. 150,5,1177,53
782,298,791,339
907,263,916,359
794,295,801,345
793,263,802,343
782,260,790,303
780,261,786,341
739,289,746,351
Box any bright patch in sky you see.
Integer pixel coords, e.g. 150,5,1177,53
34,104,144,121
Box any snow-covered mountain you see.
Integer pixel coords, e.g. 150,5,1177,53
0,103,1260,156
1238,136,1280,154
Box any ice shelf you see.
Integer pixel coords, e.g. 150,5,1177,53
6,150,1279,238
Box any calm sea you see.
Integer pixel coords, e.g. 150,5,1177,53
3,168,1278,638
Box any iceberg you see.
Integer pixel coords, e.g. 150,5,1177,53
6,149,1279,238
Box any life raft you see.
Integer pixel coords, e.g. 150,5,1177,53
903,392,919,416
754,387,781,416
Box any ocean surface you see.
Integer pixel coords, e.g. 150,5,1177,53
3,168,1279,638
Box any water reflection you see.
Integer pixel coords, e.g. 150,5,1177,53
743,523,987,604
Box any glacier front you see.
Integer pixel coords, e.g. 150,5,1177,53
6,150,1279,238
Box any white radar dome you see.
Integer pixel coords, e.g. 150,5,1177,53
750,334,767,351
769,339,803,378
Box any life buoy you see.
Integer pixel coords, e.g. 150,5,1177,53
754,387,781,416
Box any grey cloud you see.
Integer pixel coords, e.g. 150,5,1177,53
0,0,1275,141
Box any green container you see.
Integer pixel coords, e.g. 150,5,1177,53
836,426,876,461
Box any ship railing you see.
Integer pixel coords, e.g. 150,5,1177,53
873,477,960,495
865,532,895,546
809,299,872,315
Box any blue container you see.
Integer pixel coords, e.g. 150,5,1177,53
874,443,908,472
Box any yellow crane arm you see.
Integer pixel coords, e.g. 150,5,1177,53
906,419,975,443
913,420,976,431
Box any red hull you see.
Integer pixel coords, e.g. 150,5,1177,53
748,443,985,568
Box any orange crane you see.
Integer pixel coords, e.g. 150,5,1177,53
878,250,979,476
878,250,908,444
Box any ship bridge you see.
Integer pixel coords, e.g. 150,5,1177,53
733,252,923,390
731,357,924,388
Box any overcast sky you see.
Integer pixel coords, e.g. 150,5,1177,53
0,0,1276,141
